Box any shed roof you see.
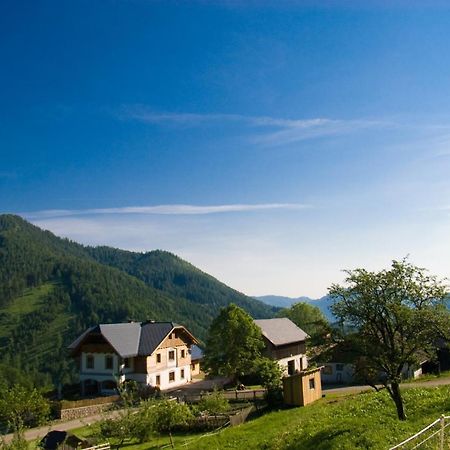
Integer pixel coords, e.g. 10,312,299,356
254,318,308,346
68,321,197,358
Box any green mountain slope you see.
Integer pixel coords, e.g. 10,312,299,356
0,214,275,387
86,246,272,318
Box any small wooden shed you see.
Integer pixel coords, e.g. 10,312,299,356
283,367,323,406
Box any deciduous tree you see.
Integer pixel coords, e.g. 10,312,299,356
329,259,449,420
203,304,265,383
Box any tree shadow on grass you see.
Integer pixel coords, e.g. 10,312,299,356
283,428,353,450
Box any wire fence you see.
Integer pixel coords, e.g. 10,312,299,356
389,415,450,450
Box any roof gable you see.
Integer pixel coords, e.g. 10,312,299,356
69,321,198,358
255,318,308,346
138,322,174,355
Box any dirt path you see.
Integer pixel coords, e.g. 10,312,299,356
1,410,120,445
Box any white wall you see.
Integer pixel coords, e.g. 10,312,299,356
80,350,193,393
277,354,308,376
320,363,354,384
146,364,192,390
81,352,119,376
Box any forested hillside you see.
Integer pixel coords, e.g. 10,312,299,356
0,214,275,388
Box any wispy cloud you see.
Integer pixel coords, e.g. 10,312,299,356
116,105,390,146
23,203,310,219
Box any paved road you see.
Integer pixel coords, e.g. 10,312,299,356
4,376,450,444
323,376,450,395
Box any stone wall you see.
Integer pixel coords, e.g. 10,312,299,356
58,402,116,421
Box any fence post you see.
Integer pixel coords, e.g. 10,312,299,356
440,415,445,450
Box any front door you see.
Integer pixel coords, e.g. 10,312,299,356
288,360,295,376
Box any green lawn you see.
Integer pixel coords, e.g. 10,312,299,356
71,385,450,449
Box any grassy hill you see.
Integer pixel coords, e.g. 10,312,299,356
71,384,450,449
0,214,275,387
187,386,450,449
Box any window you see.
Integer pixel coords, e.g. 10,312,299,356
86,354,94,369
169,371,175,382
336,364,344,371
105,355,113,370
323,365,333,375
309,378,315,390
180,349,185,358
180,369,185,379
168,350,175,361
156,353,161,363
123,358,130,369
155,375,160,386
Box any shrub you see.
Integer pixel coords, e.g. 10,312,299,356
150,400,193,432
198,389,230,415
0,385,50,430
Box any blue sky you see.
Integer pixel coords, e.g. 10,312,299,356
1,1,450,297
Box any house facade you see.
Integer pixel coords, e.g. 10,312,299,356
69,321,199,394
254,318,308,376
320,362,354,384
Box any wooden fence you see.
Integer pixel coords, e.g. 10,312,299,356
177,389,266,403
56,444,110,450
83,444,111,450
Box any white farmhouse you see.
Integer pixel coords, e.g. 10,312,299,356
69,321,199,395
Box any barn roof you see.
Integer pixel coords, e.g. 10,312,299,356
254,318,308,346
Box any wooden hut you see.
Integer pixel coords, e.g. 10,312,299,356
283,367,323,406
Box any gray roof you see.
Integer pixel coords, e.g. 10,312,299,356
68,321,197,358
191,344,203,361
254,318,308,346
100,323,141,358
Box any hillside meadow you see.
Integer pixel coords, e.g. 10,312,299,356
53,385,450,450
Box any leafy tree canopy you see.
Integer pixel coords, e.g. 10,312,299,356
0,385,50,431
203,304,265,382
329,259,449,420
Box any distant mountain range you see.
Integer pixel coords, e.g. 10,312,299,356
256,294,335,322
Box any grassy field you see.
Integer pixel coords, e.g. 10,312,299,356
67,385,450,450
0,282,73,362
0,283,55,344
